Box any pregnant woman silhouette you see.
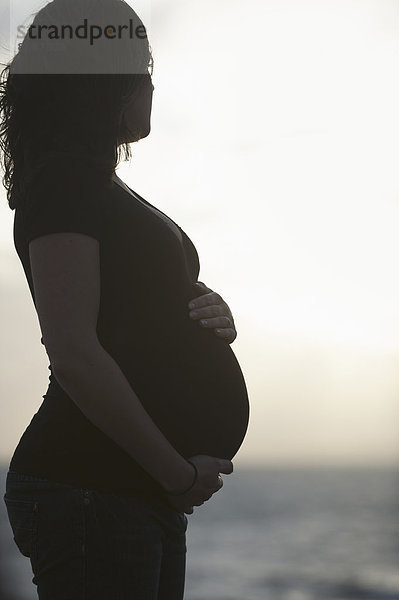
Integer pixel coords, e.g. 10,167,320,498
0,1,249,598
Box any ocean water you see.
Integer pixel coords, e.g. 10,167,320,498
1,465,398,600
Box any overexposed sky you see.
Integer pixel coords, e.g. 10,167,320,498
1,0,399,467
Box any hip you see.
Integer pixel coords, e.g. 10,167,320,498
3,470,188,598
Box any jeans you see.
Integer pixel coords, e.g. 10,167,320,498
3,469,188,600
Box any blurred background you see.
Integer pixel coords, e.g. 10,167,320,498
0,0,398,598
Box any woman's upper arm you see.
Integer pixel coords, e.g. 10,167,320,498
29,231,101,369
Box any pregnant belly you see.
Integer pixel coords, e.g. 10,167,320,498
120,318,250,460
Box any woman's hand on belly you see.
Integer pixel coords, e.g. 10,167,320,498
164,454,234,515
188,281,237,344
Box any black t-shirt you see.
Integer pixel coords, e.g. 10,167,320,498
9,160,250,504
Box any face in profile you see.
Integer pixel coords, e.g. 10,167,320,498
120,74,154,144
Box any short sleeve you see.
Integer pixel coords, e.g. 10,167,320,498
23,161,105,245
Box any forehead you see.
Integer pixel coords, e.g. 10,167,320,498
11,1,152,76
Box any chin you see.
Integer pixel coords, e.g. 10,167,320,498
142,121,151,137
126,123,150,143
141,127,151,139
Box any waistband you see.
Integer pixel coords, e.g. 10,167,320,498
7,469,55,482
5,470,172,510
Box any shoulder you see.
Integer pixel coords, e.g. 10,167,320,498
21,157,112,245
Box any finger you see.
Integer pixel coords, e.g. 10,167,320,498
214,328,237,342
189,304,227,320
188,282,213,306
193,281,213,294
188,292,223,310
218,459,234,474
188,302,234,329
197,316,233,328
208,476,223,494
188,294,213,310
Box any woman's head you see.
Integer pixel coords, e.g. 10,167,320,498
0,0,154,209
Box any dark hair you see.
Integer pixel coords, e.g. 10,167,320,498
0,0,154,210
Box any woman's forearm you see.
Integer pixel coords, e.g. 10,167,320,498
52,341,195,493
